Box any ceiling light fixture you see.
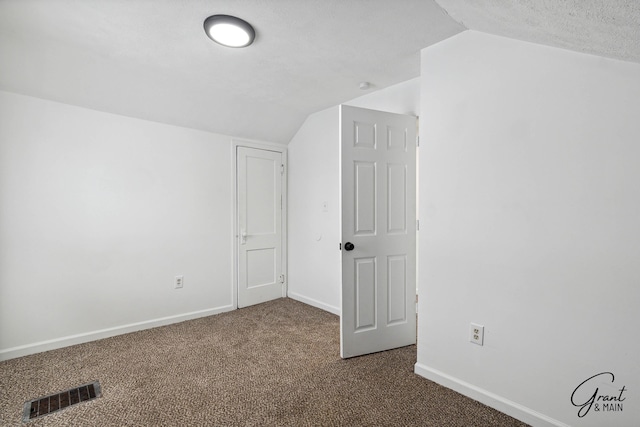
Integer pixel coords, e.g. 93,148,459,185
203,15,255,48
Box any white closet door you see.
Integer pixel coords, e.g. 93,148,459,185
237,147,283,308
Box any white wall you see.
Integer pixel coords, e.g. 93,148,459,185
287,79,421,315
0,91,253,360
287,106,341,314
416,31,640,427
344,77,420,117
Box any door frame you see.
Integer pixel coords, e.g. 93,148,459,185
232,139,288,309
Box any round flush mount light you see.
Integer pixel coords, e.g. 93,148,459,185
203,15,255,48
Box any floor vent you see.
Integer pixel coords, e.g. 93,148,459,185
22,381,101,422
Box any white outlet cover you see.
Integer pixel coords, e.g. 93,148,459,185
470,323,484,346
175,275,184,289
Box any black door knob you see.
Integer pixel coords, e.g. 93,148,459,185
344,242,355,251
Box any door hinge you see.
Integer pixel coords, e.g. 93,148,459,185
281,164,285,175
416,136,420,147
416,219,420,231
279,274,285,284
339,243,342,250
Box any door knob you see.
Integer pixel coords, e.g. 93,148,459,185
344,242,355,251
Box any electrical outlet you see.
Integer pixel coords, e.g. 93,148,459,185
470,323,484,346
175,275,184,289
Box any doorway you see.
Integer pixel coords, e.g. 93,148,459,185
234,143,287,308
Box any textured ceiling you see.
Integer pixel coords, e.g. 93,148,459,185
0,0,463,143
2,1,638,144
436,0,640,64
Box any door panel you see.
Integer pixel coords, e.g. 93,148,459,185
355,161,376,235
355,256,376,331
246,156,276,235
387,255,407,324
246,248,276,288
354,121,376,148
387,163,407,233
237,147,283,308
340,105,417,358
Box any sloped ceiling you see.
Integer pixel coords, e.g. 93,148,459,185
0,0,463,144
436,0,640,64
1,1,638,144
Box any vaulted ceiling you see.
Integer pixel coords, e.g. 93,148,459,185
1,1,638,144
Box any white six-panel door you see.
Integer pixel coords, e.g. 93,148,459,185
237,147,284,308
340,105,417,358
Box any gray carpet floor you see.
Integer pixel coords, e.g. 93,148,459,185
0,298,529,426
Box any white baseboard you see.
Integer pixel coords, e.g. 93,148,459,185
288,292,340,316
0,305,235,362
414,363,570,427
